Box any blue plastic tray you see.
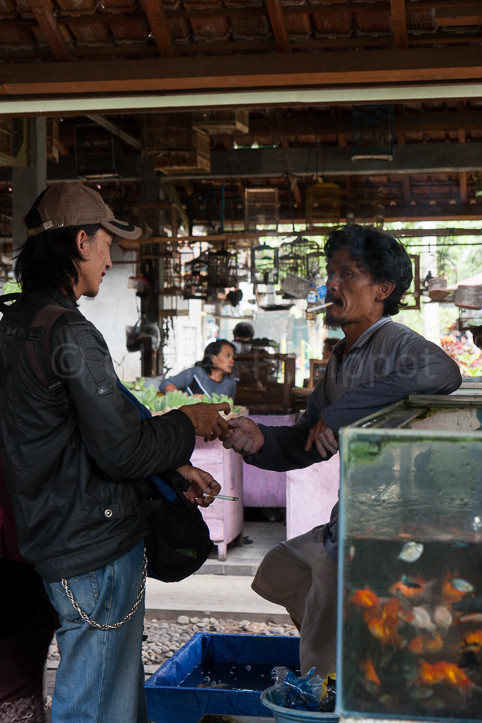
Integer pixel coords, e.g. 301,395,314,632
145,632,300,723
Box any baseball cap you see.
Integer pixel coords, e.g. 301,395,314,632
26,182,142,241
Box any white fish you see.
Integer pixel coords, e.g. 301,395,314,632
410,605,436,632
434,605,452,631
397,541,424,563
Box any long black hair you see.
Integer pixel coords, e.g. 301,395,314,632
195,339,235,375
324,224,413,316
15,190,102,303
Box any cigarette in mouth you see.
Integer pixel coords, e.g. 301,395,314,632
308,302,333,312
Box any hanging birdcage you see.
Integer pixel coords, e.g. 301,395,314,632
207,244,238,289
351,104,393,160
251,243,279,285
157,243,182,295
305,182,341,226
183,253,209,299
278,236,321,282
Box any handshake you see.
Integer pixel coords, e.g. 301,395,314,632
178,403,338,459
177,402,264,454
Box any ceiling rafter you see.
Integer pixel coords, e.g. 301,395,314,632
0,47,480,97
390,0,409,49
142,0,176,59
265,0,292,54
25,0,70,62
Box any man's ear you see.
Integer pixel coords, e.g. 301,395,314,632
377,281,395,301
75,229,89,255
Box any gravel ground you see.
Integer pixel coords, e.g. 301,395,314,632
47,616,298,671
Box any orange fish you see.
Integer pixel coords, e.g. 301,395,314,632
442,573,471,605
414,660,445,686
368,615,403,649
389,575,427,600
360,658,381,689
351,587,380,610
414,660,473,689
408,632,443,655
459,630,482,653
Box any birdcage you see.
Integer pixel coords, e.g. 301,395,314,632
278,235,322,282
250,243,279,285
346,184,385,224
351,104,393,160
158,243,182,296
245,188,279,231
305,182,341,226
183,253,209,300
207,244,238,289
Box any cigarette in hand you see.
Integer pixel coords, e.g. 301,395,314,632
202,493,239,501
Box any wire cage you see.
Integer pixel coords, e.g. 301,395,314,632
182,252,210,299
207,244,238,289
278,235,322,282
250,243,279,285
157,243,182,296
351,104,394,160
305,182,341,226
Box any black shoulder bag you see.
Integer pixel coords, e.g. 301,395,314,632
117,382,214,582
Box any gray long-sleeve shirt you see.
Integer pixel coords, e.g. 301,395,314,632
246,316,462,559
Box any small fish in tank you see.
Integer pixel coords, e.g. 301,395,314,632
342,538,482,720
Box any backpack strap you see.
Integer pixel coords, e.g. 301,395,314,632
25,305,81,398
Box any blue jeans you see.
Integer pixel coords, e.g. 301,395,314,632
44,541,147,723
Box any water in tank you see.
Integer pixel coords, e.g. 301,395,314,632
338,395,482,722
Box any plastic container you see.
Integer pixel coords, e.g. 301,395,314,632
145,632,301,723
261,686,338,722
339,394,482,723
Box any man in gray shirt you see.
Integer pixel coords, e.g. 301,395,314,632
223,224,461,679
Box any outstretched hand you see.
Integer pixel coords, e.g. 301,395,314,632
178,401,231,440
221,417,264,456
305,415,338,458
176,464,221,508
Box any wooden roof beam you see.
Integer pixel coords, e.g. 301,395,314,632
265,0,292,54
390,0,408,49
435,7,482,27
142,0,176,58
25,0,70,62
0,48,480,96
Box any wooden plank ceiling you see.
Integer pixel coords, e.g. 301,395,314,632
0,0,481,235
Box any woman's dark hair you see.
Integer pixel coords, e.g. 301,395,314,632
195,339,235,375
15,191,102,304
324,224,413,316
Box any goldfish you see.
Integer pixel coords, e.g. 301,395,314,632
408,632,443,655
414,660,473,690
410,605,436,632
433,605,452,632
350,587,380,610
442,574,474,605
360,658,381,692
368,615,403,649
389,575,429,600
459,630,482,653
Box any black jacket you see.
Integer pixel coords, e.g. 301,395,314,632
0,290,195,582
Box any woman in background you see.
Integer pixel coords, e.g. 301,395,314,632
160,339,236,400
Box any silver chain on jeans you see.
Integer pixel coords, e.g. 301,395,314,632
61,551,148,630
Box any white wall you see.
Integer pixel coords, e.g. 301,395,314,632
78,245,141,381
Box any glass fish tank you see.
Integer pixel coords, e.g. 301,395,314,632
338,395,482,723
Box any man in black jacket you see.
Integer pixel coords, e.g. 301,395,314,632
0,182,229,723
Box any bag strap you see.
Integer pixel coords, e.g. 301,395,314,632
25,304,81,397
